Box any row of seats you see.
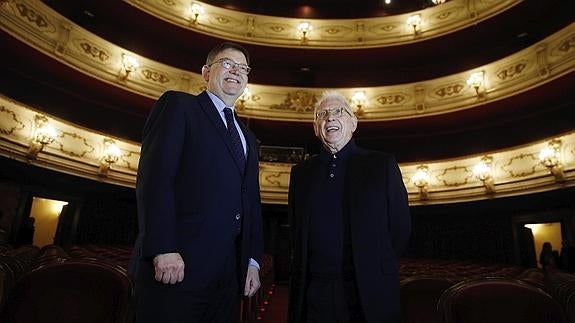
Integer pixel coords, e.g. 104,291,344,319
400,266,570,323
2,244,572,323
0,245,39,311
2,244,275,323
545,270,575,323
1,258,133,323
399,257,526,282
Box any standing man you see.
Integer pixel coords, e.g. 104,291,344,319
288,91,411,322
129,42,263,323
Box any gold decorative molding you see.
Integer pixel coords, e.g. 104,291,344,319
0,95,140,188
0,95,573,205
124,0,522,49
1,1,573,122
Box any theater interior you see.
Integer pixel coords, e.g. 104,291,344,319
0,0,574,322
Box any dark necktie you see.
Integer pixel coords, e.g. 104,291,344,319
223,107,246,174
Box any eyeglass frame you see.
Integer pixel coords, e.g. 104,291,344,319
207,57,251,75
315,107,353,120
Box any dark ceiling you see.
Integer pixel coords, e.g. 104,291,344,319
1,0,573,162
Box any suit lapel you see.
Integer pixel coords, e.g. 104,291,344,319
197,92,246,175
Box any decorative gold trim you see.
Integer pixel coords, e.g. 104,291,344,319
124,0,522,49
1,1,573,122
0,95,573,205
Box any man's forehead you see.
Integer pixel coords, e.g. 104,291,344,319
318,98,346,110
215,49,247,62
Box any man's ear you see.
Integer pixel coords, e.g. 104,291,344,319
351,115,358,133
313,119,320,137
201,65,209,82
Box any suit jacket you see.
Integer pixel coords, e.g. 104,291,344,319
129,90,263,292
288,146,411,323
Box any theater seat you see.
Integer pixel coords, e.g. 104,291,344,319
400,276,455,323
437,277,567,323
1,259,133,323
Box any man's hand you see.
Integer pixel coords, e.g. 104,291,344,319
153,252,185,284
244,265,261,297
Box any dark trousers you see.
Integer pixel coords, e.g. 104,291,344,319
135,272,239,323
134,248,240,323
305,274,365,323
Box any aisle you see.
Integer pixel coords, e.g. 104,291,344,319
258,283,289,323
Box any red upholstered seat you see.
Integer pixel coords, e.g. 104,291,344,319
1,259,133,323
438,277,567,323
400,276,455,323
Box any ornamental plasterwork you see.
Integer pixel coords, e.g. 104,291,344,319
13,2,54,32
435,166,473,188
270,91,317,113
496,60,528,82
74,39,112,64
0,95,573,205
501,154,539,178
55,131,96,159
1,1,573,122
0,105,25,136
124,0,521,49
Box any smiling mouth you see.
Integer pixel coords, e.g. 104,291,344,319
225,78,240,83
326,126,340,132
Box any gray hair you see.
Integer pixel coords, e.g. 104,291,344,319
314,90,354,116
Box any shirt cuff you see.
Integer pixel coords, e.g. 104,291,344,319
249,258,260,270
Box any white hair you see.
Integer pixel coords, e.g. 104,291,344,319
314,90,354,116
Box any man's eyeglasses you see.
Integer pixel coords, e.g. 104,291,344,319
315,107,351,120
207,58,251,75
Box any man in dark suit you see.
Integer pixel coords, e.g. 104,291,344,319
288,91,411,322
129,42,263,323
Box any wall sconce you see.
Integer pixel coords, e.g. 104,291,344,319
539,139,564,181
412,165,429,200
120,54,139,80
189,2,204,24
351,91,366,116
466,71,485,96
237,87,251,111
473,156,495,193
298,22,313,43
406,14,422,34
27,114,57,159
99,139,122,177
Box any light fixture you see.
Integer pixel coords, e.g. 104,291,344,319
412,165,429,200
189,2,204,24
431,0,446,4
120,54,139,80
538,139,564,181
466,71,485,96
237,87,251,111
298,22,313,43
385,0,391,4
351,91,366,116
99,139,122,177
406,14,422,34
473,156,495,193
27,114,57,159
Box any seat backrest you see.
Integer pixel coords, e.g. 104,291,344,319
1,259,133,323
437,277,568,323
400,276,455,323
544,271,575,323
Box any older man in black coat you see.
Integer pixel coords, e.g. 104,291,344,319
288,91,411,322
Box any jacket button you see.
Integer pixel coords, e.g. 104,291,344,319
235,213,241,220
